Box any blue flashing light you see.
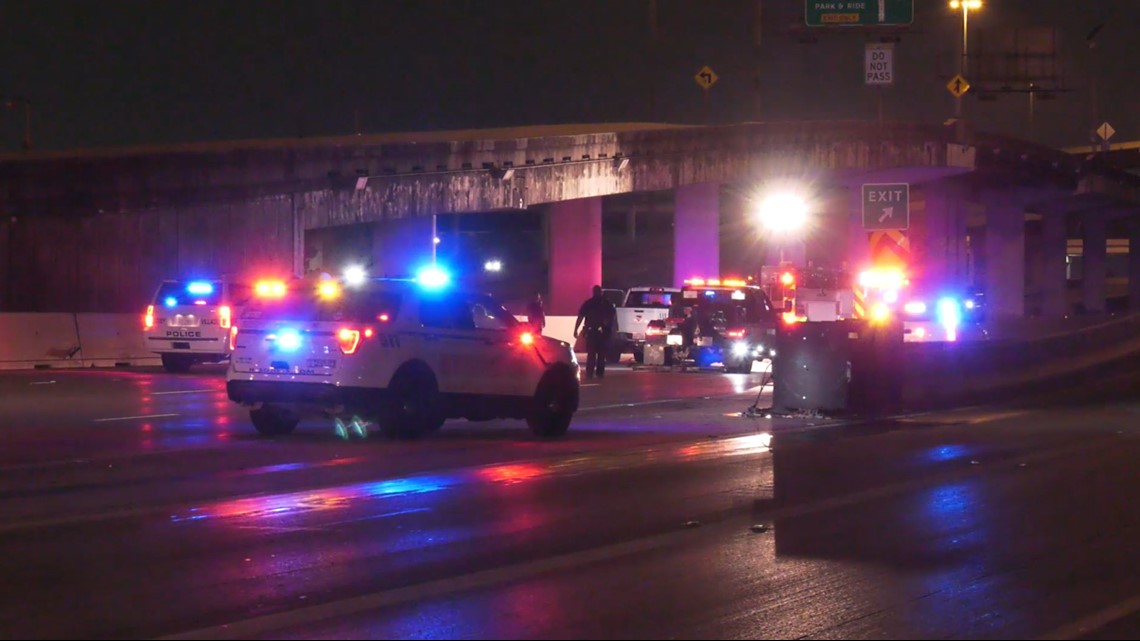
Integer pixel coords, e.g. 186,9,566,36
416,265,451,289
164,296,178,308
275,329,303,352
704,290,716,297
936,297,961,329
186,281,214,295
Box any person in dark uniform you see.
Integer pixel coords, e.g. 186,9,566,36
526,293,546,334
574,285,618,379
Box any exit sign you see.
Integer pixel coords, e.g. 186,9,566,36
805,1,914,27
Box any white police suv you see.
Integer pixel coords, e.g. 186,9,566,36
145,279,253,373
225,269,581,439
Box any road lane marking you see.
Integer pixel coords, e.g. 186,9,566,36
580,383,601,387
153,389,213,396
1037,594,1140,640
30,380,57,385
93,413,179,423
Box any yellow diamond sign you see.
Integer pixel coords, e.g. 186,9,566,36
947,74,970,98
695,65,719,91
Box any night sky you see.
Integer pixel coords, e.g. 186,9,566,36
1,0,1135,152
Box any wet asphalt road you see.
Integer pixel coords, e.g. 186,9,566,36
1,362,1139,640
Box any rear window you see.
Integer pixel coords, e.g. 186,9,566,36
625,291,675,308
241,288,402,323
155,281,223,306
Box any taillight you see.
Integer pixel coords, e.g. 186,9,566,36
144,305,155,329
646,326,665,336
337,328,362,355
219,305,231,329
726,328,746,338
229,326,238,351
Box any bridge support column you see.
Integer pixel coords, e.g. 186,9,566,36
846,186,872,272
673,183,720,286
548,196,602,316
985,203,1026,319
1082,216,1107,315
371,216,435,279
922,187,969,284
1131,219,1140,313
1040,211,1069,318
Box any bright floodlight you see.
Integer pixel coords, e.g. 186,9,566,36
484,259,502,273
756,193,808,233
343,265,367,286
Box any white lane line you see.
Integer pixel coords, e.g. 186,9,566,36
580,383,602,387
93,413,179,423
580,391,765,413
1037,594,1140,640
153,389,213,396
30,380,57,385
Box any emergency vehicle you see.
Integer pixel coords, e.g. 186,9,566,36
757,264,855,323
855,268,985,341
225,268,580,439
644,278,779,373
611,285,680,364
144,279,253,373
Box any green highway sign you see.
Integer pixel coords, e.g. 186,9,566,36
805,1,914,27
862,183,910,231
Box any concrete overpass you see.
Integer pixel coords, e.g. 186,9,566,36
0,121,1136,316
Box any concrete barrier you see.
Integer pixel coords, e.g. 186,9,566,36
0,313,84,370
75,313,161,367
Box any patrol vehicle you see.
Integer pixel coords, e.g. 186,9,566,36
144,279,253,372
225,269,581,439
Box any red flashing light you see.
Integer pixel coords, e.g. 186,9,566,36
377,313,390,323
780,272,795,286
144,305,155,329
726,329,746,338
519,331,535,346
255,280,287,297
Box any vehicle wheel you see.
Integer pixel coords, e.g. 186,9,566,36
250,405,299,436
527,368,578,438
383,365,445,440
633,348,645,365
161,353,193,373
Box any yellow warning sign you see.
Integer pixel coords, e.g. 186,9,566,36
946,74,970,98
695,65,719,91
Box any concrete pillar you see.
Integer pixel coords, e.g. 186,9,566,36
626,207,637,241
1082,216,1107,315
922,187,969,284
1131,219,1140,313
1040,212,1069,318
548,197,602,316
984,204,1026,318
673,183,720,287
846,185,872,272
371,216,435,279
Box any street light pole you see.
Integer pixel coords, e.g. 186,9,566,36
949,1,981,143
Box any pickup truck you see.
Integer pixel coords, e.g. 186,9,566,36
610,286,680,363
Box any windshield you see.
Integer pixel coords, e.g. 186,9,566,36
625,291,675,308
155,281,223,306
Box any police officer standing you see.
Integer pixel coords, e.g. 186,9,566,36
574,285,618,379
526,293,546,334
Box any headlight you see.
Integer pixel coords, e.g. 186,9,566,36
732,341,750,357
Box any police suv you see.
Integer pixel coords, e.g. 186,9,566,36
225,270,581,439
144,279,252,373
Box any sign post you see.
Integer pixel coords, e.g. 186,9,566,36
805,0,913,27
861,183,910,231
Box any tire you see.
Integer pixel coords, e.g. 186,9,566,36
527,368,578,438
633,348,645,365
250,405,299,436
383,364,445,440
161,353,193,373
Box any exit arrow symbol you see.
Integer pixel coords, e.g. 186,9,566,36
700,72,713,84
878,206,894,223
953,79,963,92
